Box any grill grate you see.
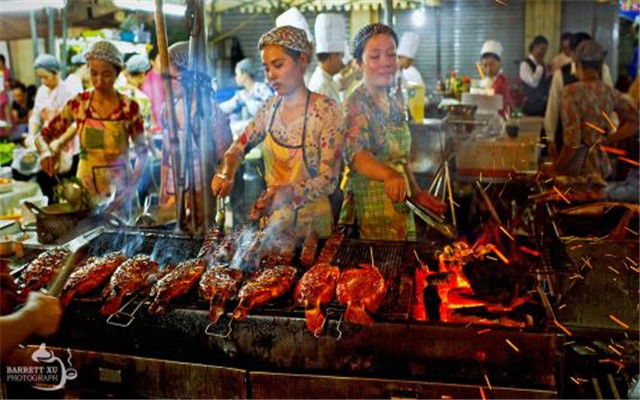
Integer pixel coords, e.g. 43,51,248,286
330,239,412,320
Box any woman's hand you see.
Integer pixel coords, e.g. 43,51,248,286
211,173,234,198
40,155,56,177
413,191,447,215
383,170,406,203
249,186,293,221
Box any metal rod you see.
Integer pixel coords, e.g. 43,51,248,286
155,0,184,232
30,10,39,85
47,7,55,55
428,163,444,194
60,3,68,79
475,181,502,225
591,377,603,400
444,161,456,227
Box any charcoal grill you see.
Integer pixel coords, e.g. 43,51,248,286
4,228,560,398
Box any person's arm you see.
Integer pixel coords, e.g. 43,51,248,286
211,100,269,197
0,292,62,358
37,97,78,176
219,92,239,115
520,60,544,88
555,87,582,173
26,87,46,146
609,90,640,143
602,64,613,88
544,70,562,156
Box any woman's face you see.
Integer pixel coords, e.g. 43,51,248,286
261,44,307,96
360,34,397,88
89,59,118,93
37,68,58,90
169,63,183,98
481,55,501,78
235,69,248,87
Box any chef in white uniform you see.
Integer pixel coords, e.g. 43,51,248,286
308,13,346,103
275,7,314,85
397,31,425,87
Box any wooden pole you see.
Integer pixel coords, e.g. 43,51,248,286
155,0,185,231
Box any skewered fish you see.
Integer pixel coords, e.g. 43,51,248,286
17,249,70,294
60,252,126,307
198,264,244,324
233,265,296,320
101,255,158,315
294,262,340,334
197,228,224,258
336,263,387,326
316,231,344,264
148,259,206,315
299,231,319,269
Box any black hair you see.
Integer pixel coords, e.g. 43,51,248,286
570,32,592,51
0,55,5,64
148,46,159,61
561,32,573,42
529,35,548,52
352,23,398,63
481,53,500,62
283,47,302,63
11,81,26,92
579,60,603,71
316,53,333,63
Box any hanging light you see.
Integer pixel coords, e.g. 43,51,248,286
411,7,426,27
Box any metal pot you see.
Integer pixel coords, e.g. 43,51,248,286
23,202,93,244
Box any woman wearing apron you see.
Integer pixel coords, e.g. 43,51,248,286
38,41,148,214
211,26,345,237
340,24,446,241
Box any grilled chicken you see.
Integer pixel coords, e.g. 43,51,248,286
336,263,387,326
18,249,70,294
60,252,126,307
198,264,244,324
101,255,158,315
316,232,344,264
148,259,206,315
198,228,224,258
294,263,340,334
299,231,319,269
233,265,297,320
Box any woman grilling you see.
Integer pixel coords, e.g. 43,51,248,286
211,26,345,237
339,24,446,241
37,41,148,214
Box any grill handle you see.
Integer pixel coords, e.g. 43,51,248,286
404,198,456,239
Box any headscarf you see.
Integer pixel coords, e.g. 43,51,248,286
33,54,60,73
575,40,607,64
258,26,312,57
126,54,151,74
70,53,86,66
352,23,398,63
235,58,253,76
85,40,124,69
168,41,190,70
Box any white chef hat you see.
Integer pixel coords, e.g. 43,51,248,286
276,7,313,43
481,40,503,60
314,13,346,54
397,31,420,59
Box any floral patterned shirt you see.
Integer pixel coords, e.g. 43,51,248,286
561,80,638,176
230,92,344,209
343,82,406,165
41,90,145,145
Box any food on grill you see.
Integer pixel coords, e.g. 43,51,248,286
233,265,297,320
316,231,344,264
148,259,206,315
60,252,127,307
101,255,159,315
336,263,387,326
299,231,319,269
199,264,244,324
17,249,70,294
197,228,224,258
294,262,340,334
557,202,640,217
261,231,297,267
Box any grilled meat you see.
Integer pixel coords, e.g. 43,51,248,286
336,263,387,326
199,264,244,324
198,228,224,258
557,202,640,217
148,259,206,315
101,255,158,315
18,249,70,294
60,252,126,307
261,231,297,267
233,265,297,320
299,231,319,269
316,231,344,264
294,263,340,334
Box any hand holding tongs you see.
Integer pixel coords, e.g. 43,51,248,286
215,196,226,231
404,197,457,239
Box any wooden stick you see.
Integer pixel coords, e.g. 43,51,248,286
444,161,456,227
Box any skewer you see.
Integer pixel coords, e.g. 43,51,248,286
608,314,630,329
444,161,456,227
484,373,492,391
601,111,616,132
584,122,606,134
413,250,428,271
554,320,573,336
370,247,375,267
505,339,520,352
599,145,626,156
618,156,640,167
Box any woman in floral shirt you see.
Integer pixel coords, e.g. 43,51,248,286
38,41,147,212
211,26,344,237
340,24,445,241
555,40,639,178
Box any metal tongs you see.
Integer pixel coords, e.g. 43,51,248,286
404,197,457,239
